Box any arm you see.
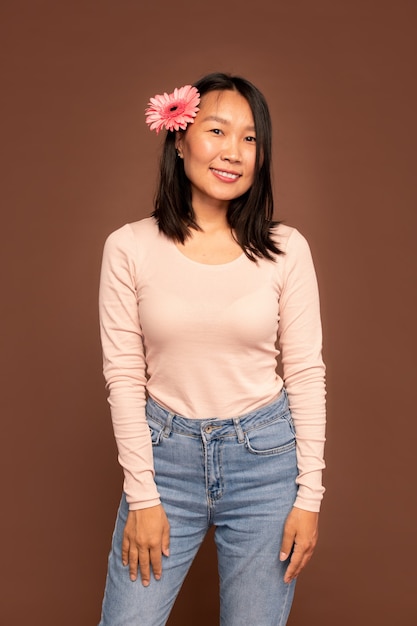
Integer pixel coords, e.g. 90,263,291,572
277,228,326,580
99,225,169,583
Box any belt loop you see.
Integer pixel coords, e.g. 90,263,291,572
163,412,175,437
233,417,245,444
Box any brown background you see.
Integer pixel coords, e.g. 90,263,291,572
1,1,416,624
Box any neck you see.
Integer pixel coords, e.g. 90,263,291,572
192,202,230,233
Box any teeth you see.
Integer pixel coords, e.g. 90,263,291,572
212,169,239,179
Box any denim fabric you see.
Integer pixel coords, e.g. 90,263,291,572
99,390,298,626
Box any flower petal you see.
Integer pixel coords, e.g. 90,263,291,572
145,84,201,132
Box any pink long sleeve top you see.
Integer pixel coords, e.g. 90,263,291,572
99,217,326,512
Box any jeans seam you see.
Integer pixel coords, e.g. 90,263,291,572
244,436,296,456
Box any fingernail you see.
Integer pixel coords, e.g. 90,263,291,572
280,552,288,561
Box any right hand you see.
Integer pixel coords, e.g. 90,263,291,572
122,504,170,586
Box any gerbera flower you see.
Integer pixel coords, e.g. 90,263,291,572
145,85,200,133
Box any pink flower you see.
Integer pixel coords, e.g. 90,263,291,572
145,85,200,134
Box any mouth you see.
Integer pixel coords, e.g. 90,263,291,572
210,168,241,181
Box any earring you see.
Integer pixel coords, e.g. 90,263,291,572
176,148,183,158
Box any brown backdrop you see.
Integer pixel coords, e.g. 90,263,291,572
2,1,416,624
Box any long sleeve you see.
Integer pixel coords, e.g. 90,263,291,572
277,228,326,512
99,225,160,510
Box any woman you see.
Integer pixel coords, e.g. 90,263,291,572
98,72,326,626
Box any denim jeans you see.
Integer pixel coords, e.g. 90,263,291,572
99,389,298,626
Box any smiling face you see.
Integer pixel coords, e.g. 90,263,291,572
175,89,257,214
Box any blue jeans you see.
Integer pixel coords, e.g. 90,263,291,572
99,390,298,626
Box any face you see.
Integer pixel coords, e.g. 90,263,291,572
176,90,257,213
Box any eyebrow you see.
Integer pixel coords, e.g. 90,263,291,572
201,115,256,131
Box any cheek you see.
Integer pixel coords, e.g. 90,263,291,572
182,142,215,180
246,153,257,182
183,135,213,161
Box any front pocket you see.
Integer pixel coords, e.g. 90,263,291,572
244,414,296,456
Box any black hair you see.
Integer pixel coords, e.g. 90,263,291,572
152,72,282,260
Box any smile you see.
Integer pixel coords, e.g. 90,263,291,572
210,168,241,181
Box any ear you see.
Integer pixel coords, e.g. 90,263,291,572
175,131,184,158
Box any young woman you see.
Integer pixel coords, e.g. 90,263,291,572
98,72,326,626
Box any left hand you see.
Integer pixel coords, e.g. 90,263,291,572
279,506,319,583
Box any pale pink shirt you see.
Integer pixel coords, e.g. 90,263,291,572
99,217,326,512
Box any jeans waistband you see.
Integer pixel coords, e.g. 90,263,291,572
145,389,289,440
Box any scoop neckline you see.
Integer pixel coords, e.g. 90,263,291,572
172,241,246,268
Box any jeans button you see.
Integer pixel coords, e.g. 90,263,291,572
204,425,213,434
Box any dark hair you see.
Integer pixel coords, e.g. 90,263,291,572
152,72,282,260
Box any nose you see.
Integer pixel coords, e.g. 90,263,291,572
220,135,241,163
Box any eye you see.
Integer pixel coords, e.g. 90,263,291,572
245,135,256,143
210,128,223,135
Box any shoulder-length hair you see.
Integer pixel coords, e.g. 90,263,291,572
152,72,282,260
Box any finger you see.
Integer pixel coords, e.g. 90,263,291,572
122,534,130,567
162,521,170,557
149,545,163,581
279,526,295,562
284,544,304,583
138,547,151,586
128,546,140,582
284,544,314,583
